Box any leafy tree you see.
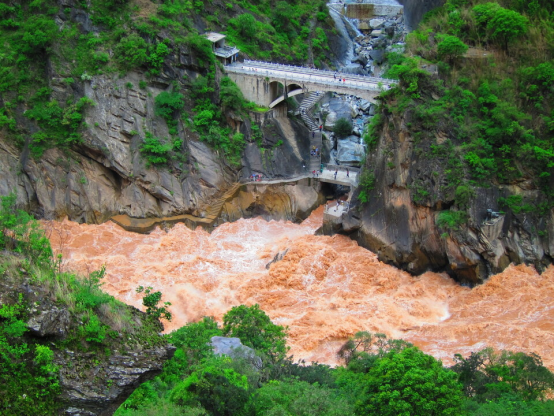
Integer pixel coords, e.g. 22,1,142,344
17,15,58,55
437,35,468,64
451,348,554,402
333,117,352,139
136,286,172,322
472,3,528,50
222,304,288,362
488,7,528,51
229,14,257,40
356,347,463,416
170,357,250,415
337,332,413,372
167,317,222,370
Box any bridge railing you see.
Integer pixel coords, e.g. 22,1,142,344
242,59,398,86
326,164,361,174
225,66,395,92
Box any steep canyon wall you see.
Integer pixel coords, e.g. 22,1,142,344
340,109,553,283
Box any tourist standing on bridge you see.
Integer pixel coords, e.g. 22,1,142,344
334,169,338,179
346,168,349,178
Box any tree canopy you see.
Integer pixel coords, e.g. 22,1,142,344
222,304,289,362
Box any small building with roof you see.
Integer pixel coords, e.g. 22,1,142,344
204,32,240,65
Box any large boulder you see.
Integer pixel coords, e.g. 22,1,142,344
336,139,365,166
369,49,386,65
324,111,338,130
211,336,262,368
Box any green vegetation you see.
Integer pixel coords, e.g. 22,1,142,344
0,194,168,414
357,170,376,203
139,132,183,167
0,0,336,174
3,194,551,416
222,304,288,363
332,117,352,139
136,286,172,322
116,320,552,416
373,0,553,206
436,210,468,232
225,0,334,65
357,347,463,415
1,292,60,415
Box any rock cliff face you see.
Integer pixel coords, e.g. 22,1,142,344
397,0,447,30
342,110,553,284
0,47,315,226
0,254,175,416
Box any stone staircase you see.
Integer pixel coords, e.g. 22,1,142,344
308,131,322,175
295,91,324,132
203,182,242,220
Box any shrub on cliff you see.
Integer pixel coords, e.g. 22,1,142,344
155,91,184,120
437,35,468,64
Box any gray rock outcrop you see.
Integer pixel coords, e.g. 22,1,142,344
211,336,262,368
336,139,365,167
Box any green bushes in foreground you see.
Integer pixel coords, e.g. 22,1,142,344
115,317,554,416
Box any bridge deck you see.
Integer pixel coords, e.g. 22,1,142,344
225,61,396,93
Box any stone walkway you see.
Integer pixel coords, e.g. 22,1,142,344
324,200,349,217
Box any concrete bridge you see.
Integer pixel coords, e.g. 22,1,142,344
226,60,397,108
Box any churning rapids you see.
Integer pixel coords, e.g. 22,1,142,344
44,207,554,369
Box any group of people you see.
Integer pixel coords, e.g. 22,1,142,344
250,174,263,181
311,145,320,158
